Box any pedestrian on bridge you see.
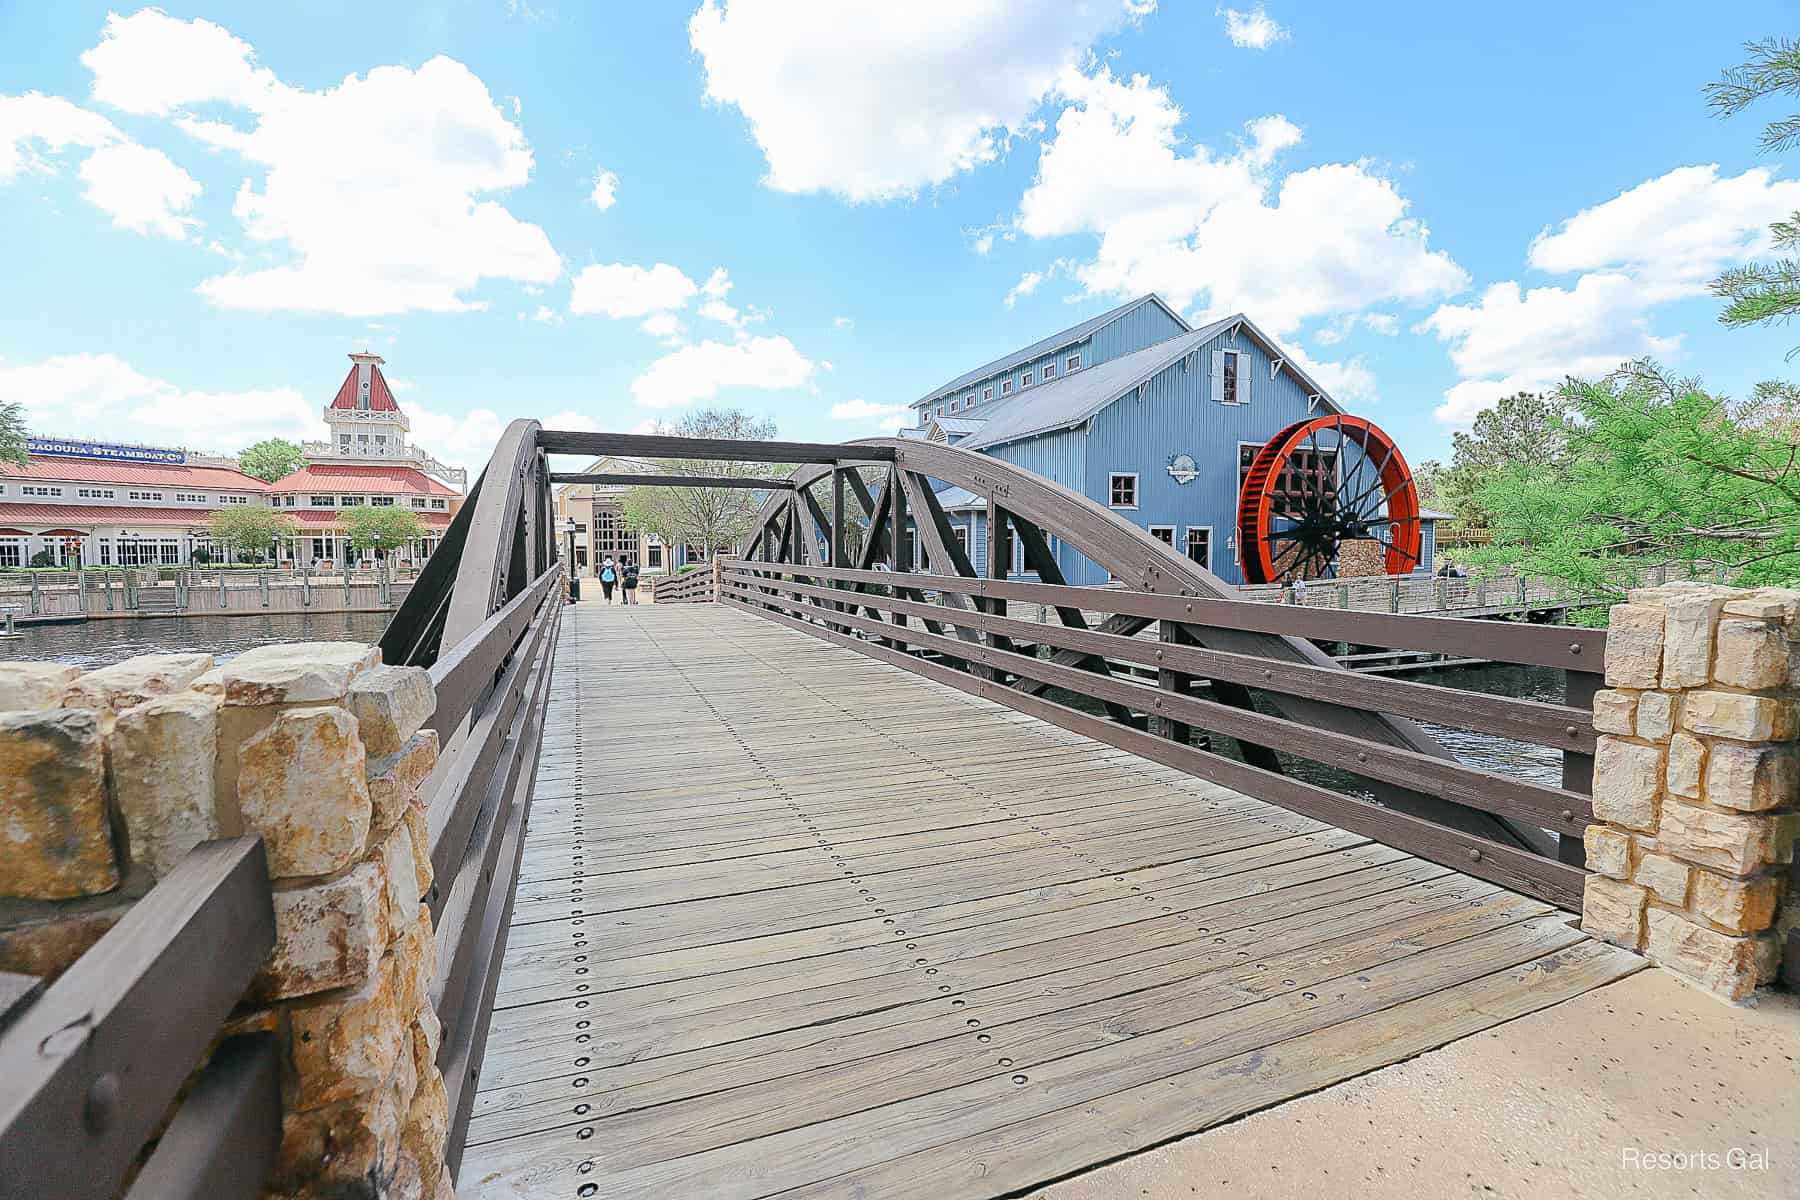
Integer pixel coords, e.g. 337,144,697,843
621,557,640,605
599,556,618,603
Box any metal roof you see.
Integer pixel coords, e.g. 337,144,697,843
914,294,1189,408
933,486,985,511
960,319,1233,451
930,416,988,436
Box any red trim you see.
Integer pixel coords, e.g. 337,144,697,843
269,463,458,496
328,364,360,410
0,458,269,489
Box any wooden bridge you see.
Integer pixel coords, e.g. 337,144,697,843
0,423,1653,1200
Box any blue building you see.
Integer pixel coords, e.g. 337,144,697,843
898,295,1439,586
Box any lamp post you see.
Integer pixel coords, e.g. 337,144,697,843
561,517,578,602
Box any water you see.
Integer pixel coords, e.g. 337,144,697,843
8,611,393,669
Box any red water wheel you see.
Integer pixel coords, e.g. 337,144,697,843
1236,414,1422,584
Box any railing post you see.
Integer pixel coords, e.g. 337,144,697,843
29,574,40,615
1581,582,1800,1000
1336,583,1349,609
1157,620,1192,745
260,570,271,609
1388,579,1400,612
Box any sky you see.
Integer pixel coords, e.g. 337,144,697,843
2,1,1797,475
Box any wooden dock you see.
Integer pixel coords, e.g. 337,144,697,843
459,603,1640,1199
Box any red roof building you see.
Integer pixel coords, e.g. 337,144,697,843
0,351,466,568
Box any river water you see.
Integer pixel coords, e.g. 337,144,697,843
9,611,393,670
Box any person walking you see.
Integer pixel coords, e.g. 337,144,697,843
621,557,640,605
599,555,618,604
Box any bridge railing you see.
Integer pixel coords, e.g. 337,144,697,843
720,558,1601,910
0,838,278,1200
651,567,715,604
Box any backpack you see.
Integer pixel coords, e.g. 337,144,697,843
601,564,616,583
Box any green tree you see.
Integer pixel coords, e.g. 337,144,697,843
236,437,305,483
618,409,790,563
208,506,298,563
0,400,28,467
1706,37,1800,347
341,505,426,556
1466,361,1800,599
1427,391,1568,534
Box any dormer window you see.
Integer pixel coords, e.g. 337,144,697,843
1001,379,1013,396
982,386,993,401
1066,353,1081,372
1021,371,1033,387
936,405,945,417
1043,363,1056,380
965,394,975,407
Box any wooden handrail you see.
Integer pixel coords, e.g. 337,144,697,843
0,837,277,1200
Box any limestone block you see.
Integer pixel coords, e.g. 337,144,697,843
1703,743,1797,813
1681,691,1780,742
290,956,406,1111
1645,907,1763,1001
0,904,126,982
1581,876,1647,949
1634,692,1675,742
1631,853,1690,906
400,1068,449,1192
62,652,213,717
221,642,380,707
190,667,225,696
0,709,118,899
1604,604,1665,688
369,730,439,836
109,693,220,877
376,823,422,937
1590,690,1637,737
1690,870,1780,935
265,1072,405,1198
239,706,371,877
409,1003,442,1084
1666,733,1706,800
391,1153,427,1200
1659,589,1730,689
1723,592,1798,625
402,802,433,898
1656,801,1777,877
1590,737,1663,832
1582,826,1630,879
0,662,80,711
251,858,389,1002
348,666,435,757
1714,616,1789,689
390,907,437,1021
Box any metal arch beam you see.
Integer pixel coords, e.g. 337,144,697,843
549,472,794,490
536,430,894,464
737,436,1539,850
443,418,544,648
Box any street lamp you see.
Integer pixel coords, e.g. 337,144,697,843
560,517,577,568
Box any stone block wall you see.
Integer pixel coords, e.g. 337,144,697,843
1580,583,1800,1001
0,644,451,1200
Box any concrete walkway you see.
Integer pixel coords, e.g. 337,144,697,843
1031,966,1798,1200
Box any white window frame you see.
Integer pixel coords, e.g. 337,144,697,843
965,393,975,407
1216,348,1244,405
1001,379,1013,396
982,386,994,401
310,494,336,508
1066,353,1081,372
1020,370,1033,387
1108,472,1138,510
1148,524,1175,547
1042,363,1056,380
936,404,945,417
1185,525,1213,570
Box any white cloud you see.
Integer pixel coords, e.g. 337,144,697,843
1527,164,1800,301
1015,67,1467,335
696,267,754,330
1415,163,1797,428
1361,312,1399,336
629,335,816,409
569,262,699,318
522,304,564,326
833,315,854,330
0,352,320,455
1300,355,1377,405
640,311,686,343
1313,310,1400,345
1217,4,1288,50
1420,274,1681,426
1005,268,1050,308
589,167,618,210
829,398,909,420
688,0,1153,202
80,9,560,315
0,91,200,239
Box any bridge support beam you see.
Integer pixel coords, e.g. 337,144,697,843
1579,582,1800,1001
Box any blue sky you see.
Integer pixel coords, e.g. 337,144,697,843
2,1,1797,472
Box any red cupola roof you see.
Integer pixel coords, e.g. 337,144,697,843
328,352,400,413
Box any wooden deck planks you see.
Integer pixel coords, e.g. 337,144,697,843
459,603,1642,1200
